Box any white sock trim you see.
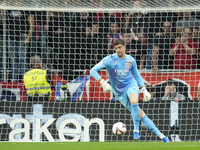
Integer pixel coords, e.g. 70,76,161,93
134,130,139,133
159,134,165,139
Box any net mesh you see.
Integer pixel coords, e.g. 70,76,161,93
0,0,200,142
1,0,200,12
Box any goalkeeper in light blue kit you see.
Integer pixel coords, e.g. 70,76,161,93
90,39,170,143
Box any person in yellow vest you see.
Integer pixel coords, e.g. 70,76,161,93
24,55,52,101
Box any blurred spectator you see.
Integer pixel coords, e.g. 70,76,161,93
170,27,198,69
103,12,122,36
121,12,130,28
128,10,178,43
132,2,163,69
165,0,182,33
60,12,93,79
196,11,200,20
109,12,122,22
83,21,107,68
6,6,35,82
132,0,179,70
131,24,147,45
193,27,200,69
162,79,185,142
0,10,3,79
176,12,200,36
162,79,185,102
72,12,93,40
92,11,104,31
105,12,122,24
159,12,180,34
192,27,200,42
198,82,200,100
48,11,67,70
107,19,121,54
152,21,175,71
85,21,100,37
31,11,50,66
124,12,147,45
122,29,146,69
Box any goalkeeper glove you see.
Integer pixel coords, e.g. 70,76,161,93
100,79,112,93
140,87,151,102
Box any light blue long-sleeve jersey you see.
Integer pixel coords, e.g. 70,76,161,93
90,53,144,96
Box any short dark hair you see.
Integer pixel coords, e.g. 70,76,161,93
165,79,175,86
30,55,42,68
113,39,125,47
193,27,199,31
109,17,121,28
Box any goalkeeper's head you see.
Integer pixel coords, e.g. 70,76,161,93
30,55,43,69
113,39,126,58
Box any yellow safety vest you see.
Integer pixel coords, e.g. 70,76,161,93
24,69,51,97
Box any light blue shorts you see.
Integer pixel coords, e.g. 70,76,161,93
115,86,139,112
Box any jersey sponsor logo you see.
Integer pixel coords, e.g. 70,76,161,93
114,64,118,68
115,69,129,76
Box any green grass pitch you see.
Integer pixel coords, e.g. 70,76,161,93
0,142,200,150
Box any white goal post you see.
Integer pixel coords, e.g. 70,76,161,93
0,0,200,12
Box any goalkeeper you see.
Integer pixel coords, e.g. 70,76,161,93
90,39,170,143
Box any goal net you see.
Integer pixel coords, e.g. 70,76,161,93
0,0,200,142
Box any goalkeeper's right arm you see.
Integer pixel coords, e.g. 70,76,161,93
90,60,106,79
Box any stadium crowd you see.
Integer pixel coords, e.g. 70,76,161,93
0,1,200,82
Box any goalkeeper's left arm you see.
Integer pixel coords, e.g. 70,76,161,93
140,86,151,102
131,58,151,102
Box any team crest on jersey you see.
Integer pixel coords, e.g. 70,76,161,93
124,62,132,70
126,63,130,68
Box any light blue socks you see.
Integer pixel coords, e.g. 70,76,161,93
131,103,140,132
140,114,162,137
